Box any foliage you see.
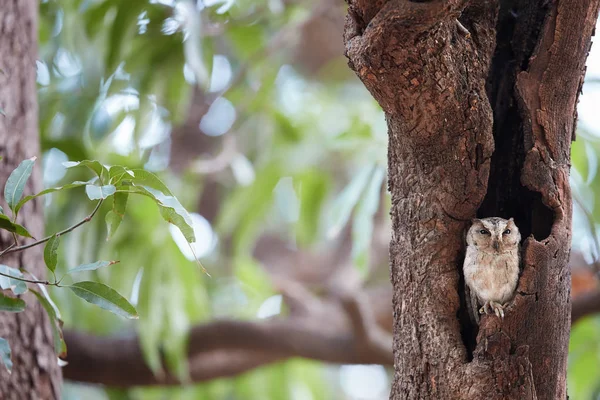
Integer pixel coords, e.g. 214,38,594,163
0,157,196,373
8,0,596,398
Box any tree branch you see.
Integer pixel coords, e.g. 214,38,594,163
62,285,393,387
572,291,600,325
60,271,600,388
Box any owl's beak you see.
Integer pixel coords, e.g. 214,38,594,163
493,240,500,251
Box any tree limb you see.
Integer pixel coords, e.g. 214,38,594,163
62,285,393,387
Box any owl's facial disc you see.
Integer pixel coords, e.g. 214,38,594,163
469,217,521,253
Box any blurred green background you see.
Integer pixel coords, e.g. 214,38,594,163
33,1,600,399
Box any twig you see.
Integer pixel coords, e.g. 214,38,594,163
0,243,15,257
0,270,53,286
0,200,103,257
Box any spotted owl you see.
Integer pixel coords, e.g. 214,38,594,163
463,217,521,323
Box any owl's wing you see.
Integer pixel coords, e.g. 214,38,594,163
465,283,480,325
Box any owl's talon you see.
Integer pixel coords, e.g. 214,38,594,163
490,301,505,319
479,301,491,315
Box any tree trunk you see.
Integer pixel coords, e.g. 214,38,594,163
344,1,600,398
0,1,62,398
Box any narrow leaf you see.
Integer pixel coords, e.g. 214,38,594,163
0,265,27,295
327,164,375,239
105,192,128,240
31,289,66,357
4,157,36,210
14,181,88,214
85,184,116,200
63,160,108,180
0,338,12,373
69,281,138,319
67,260,118,274
127,169,174,196
44,234,60,273
0,215,33,238
120,184,195,242
0,292,26,312
352,166,385,276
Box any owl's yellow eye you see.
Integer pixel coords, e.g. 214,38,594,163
503,229,511,235
479,229,490,235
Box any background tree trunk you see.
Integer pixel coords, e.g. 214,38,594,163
345,0,600,398
0,1,62,398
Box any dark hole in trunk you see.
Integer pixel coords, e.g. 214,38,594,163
459,0,554,356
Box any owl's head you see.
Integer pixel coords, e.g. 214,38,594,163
466,217,521,253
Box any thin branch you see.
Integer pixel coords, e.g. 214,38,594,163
0,270,51,286
0,200,103,256
0,243,15,257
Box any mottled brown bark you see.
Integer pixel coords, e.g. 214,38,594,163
345,0,599,399
0,1,62,398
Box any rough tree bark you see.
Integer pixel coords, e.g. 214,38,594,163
0,1,62,398
344,0,599,399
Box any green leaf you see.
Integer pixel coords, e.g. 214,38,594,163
0,292,26,312
44,234,60,274
67,260,118,275
31,289,66,358
108,165,134,184
69,281,138,319
63,160,108,180
14,181,88,214
295,171,330,245
0,265,27,295
120,184,195,242
0,214,33,238
352,165,385,276
105,192,128,240
127,169,174,196
0,338,12,373
327,164,375,239
85,184,116,200
4,157,36,210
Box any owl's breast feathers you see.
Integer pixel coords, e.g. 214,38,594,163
463,247,520,305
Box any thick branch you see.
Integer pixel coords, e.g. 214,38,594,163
61,274,600,387
62,286,393,387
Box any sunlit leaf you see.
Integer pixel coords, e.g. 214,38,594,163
327,164,375,239
0,292,26,312
127,169,174,196
273,177,299,223
31,289,66,358
44,234,60,274
69,281,138,319
108,165,134,184
14,181,88,214
0,265,27,295
0,338,12,373
0,214,33,238
4,157,36,210
63,160,108,180
119,184,195,243
85,184,116,200
67,260,118,275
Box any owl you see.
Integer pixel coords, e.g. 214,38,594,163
463,217,521,323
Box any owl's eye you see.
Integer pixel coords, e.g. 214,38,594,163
503,229,511,235
479,229,490,235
